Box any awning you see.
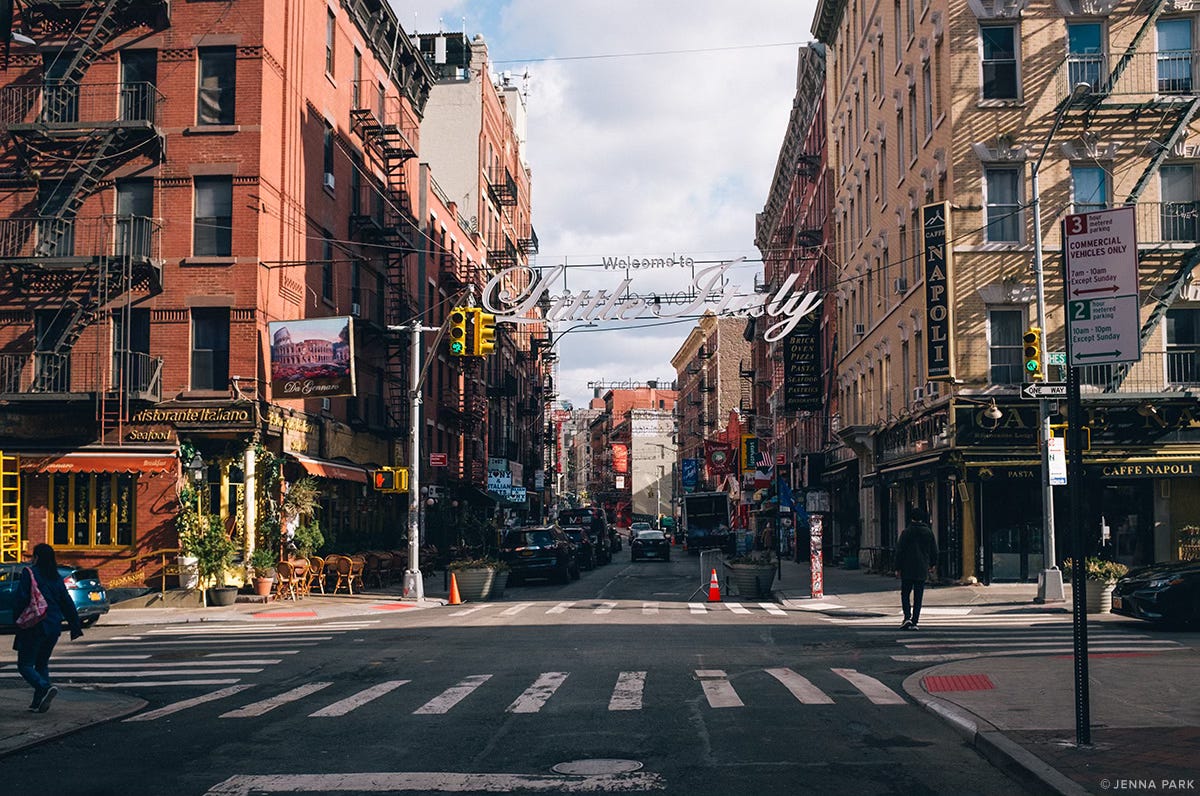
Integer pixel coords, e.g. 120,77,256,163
288,453,369,484
20,452,177,474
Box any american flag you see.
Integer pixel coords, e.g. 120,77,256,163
757,449,774,469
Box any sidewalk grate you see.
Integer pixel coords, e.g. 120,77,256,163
922,674,995,692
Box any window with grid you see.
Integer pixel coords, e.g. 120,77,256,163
985,166,1021,242
191,307,229,391
1167,308,1200,384
1072,165,1108,215
981,25,1019,100
49,473,137,548
1161,164,1197,242
322,236,335,301
989,309,1024,384
325,9,336,75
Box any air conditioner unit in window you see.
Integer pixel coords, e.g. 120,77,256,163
853,323,866,336
351,302,361,317
323,173,336,190
925,381,940,398
321,398,331,411
894,277,908,294
911,386,925,402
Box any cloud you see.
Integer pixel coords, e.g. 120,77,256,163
405,0,818,408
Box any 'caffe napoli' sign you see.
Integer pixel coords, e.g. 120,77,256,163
482,261,822,343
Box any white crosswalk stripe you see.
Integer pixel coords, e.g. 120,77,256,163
724,602,751,615
641,602,659,615
122,666,906,722
593,601,618,615
499,602,535,616
688,603,707,614
546,601,574,614
759,603,788,616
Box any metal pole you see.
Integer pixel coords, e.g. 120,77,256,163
404,320,425,600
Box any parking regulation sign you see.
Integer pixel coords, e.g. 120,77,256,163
1063,207,1141,366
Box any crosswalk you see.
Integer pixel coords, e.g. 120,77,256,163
446,600,791,619
121,666,906,723
0,621,379,688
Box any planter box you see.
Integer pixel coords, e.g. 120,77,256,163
208,586,239,607
724,563,777,598
1085,581,1116,614
451,568,508,601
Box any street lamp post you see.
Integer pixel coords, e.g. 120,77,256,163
539,322,598,516
1030,81,1091,604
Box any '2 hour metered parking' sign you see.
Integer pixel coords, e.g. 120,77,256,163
1063,206,1141,367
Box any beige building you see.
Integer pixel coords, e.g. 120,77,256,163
815,0,1200,581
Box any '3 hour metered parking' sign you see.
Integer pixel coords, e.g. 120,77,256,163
1063,206,1141,367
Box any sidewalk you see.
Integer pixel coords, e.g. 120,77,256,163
774,556,1200,795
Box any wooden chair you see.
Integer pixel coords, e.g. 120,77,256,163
273,560,300,601
363,553,383,589
331,555,355,595
290,558,310,597
348,555,366,593
376,552,394,585
307,556,326,594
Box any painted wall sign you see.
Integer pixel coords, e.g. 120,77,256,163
482,261,822,343
782,313,822,411
922,202,955,381
268,316,356,399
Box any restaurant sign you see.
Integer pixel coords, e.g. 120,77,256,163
922,202,955,382
782,313,822,411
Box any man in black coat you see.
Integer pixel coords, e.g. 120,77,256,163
894,506,938,630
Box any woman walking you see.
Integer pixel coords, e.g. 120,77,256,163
13,543,84,712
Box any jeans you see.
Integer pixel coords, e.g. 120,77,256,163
16,629,60,694
901,579,927,624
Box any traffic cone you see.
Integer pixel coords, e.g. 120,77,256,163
706,568,721,602
448,572,462,605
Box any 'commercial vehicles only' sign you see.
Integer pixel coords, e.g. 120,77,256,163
1063,206,1141,367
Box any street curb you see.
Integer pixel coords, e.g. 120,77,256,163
0,690,148,759
902,671,1088,796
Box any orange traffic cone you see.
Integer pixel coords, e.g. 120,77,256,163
706,568,721,602
448,572,463,605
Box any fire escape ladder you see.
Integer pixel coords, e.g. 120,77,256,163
51,0,131,93
1125,99,1200,205
1102,245,1200,393
32,129,119,258
1104,0,1167,93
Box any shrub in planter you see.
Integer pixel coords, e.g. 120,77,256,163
447,557,509,600
1061,557,1128,584
724,550,778,597
185,514,238,606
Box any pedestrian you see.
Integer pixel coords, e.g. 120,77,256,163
761,522,775,553
894,507,938,630
12,543,84,713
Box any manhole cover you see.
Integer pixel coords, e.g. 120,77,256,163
552,759,643,776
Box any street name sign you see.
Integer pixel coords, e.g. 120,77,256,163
1021,382,1067,399
1063,207,1141,366
1046,351,1066,366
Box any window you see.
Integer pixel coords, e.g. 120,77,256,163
1068,22,1105,92
908,86,918,156
1157,19,1193,94
1071,165,1108,214
33,309,70,390
325,9,336,75
191,307,229,391
894,0,903,64
193,176,232,256
922,61,933,137
1166,308,1200,384
323,120,335,185
116,178,153,258
981,25,1019,100
322,235,334,301
113,307,151,393
989,309,1024,384
985,166,1022,242
42,51,78,123
120,50,157,122
197,47,236,125
907,0,915,38
49,473,136,548
896,110,905,173
349,153,362,216
352,50,362,109
37,178,75,256
1161,164,1197,241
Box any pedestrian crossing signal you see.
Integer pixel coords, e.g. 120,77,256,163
371,467,408,492
473,309,496,357
1023,326,1044,381
448,308,469,357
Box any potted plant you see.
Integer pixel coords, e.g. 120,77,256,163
447,556,509,601
723,550,779,598
175,486,204,589
187,513,238,607
1062,557,1129,613
292,519,325,559
249,546,278,597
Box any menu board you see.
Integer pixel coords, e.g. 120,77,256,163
782,314,822,411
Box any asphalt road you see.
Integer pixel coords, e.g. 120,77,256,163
4,553,1031,795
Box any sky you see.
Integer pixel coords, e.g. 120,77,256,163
404,0,820,409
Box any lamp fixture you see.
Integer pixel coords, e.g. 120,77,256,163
1136,401,1159,418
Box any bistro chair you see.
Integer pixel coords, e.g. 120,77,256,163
290,557,311,597
331,555,355,595
363,553,383,589
273,560,300,601
307,556,326,594
348,554,366,592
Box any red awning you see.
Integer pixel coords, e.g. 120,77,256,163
289,453,369,484
21,452,177,474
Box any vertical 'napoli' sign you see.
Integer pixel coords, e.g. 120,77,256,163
922,202,955,381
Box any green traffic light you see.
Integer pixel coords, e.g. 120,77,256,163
1026,361,1038,372
450,341,464,354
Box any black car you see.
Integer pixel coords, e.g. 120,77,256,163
500,526,581,584
562,525,599,570
558,507,613,562
0,563,110,629
631,529,671,562
1111,559,1200,625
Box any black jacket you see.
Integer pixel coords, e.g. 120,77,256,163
12,566,82,652
894,522,938,582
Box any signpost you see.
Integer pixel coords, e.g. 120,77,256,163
429,453,447,467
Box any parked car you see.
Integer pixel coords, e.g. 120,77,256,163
561,525,599,570
631,529,671,562
499,526,580,584
0,563,110,630
558,507,613,563
1111,559,1200,625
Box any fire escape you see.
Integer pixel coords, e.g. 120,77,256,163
350,88,418,433
0,0,167,440
1051,3,1200,392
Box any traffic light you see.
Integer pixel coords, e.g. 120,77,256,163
371,468,397,491
448,308,469,357
1023,326,1044,381
473,309,496,357
395,467,409,492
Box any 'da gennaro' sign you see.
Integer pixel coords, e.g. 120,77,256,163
268,317,356,399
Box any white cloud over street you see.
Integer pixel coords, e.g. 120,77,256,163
405,0,819,407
